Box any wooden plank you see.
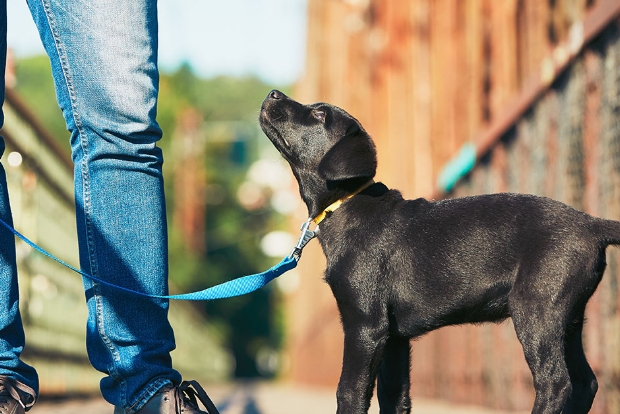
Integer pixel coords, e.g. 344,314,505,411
411,0,433,197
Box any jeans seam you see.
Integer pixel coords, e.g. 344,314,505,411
38,0,122,375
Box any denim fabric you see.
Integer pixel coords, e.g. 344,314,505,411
0,0,181,411
0,0,40,397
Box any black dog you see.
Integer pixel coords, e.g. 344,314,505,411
259,90,620,414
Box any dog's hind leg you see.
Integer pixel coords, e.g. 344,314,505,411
511,303,573,414
563,310,597,414
562,249,606,413
377,335,411,414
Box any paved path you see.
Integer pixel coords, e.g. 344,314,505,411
32,382,528,414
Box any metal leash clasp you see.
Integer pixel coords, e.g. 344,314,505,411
289,218,317,261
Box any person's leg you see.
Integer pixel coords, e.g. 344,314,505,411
26,0,181,410
0,0,39,408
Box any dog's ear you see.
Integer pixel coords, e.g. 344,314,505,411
318,124,377,183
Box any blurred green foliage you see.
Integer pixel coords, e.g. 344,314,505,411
14,56,293,378
14,56,69,151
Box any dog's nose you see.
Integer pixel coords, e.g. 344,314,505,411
268,89,283,100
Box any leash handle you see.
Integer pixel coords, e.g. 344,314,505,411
0,217,299,301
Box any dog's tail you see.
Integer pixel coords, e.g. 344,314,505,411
592,217,620,247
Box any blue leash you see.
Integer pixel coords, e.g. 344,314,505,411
0,217,317,301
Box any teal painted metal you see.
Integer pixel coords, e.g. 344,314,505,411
437,142,477,193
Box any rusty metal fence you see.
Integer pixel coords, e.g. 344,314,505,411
438,24,620,412
285,1,620,412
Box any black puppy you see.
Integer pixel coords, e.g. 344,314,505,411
259,90,620,414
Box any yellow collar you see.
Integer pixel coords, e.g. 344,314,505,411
312,180,375,225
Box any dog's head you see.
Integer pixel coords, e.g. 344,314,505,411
259,90,377,218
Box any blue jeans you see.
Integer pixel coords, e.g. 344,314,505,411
0,0,182,411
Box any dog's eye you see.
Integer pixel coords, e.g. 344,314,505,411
312,110,326,122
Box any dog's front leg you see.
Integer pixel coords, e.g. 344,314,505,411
336,325,387,414
377,335,411,414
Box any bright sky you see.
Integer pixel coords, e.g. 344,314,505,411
7,0,308,86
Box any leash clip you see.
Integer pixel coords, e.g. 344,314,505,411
289,218,317,261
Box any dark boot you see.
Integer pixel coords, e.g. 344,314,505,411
0,377,35,414
114,381,219,414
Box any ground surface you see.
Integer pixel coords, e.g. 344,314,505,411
32,382,529,414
